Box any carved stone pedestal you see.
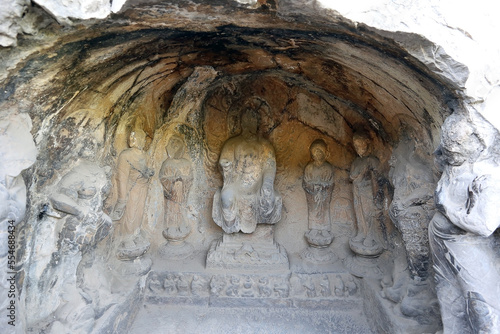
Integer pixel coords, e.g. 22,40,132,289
114,232,152,276
111,255,153,276
344,236,384,278
301,229,337,264
159,224,193,260
116,232,150,261
343,253,384,279
206,225,289,271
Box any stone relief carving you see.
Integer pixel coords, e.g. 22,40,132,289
110,129,154,262
207,107,288,270
36,158,112,333
212,108,282,234
145,271,359,301
301,139,336,263
381,130,439,322
430,112,500,333
344,130,388,278
159,135,194,259
348,130,384,256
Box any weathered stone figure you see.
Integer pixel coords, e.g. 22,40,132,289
206,106,288,270
111,129,153,256
301,139,336,263
303,139,334,237
37,158,112,332
50,161,112,249
212,108,282,234
430,112,500,333
349,130,384,256
159,135,194,258
160,135,193,229
382,131,439,322
388,135,434,281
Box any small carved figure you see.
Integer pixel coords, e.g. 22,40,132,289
176,274,191,296
289,274,305,297
258,276,273,298
319,275,332,297
191,275,207,296
159,135,194,258
209,275,226,296
212,108,282,234
345,276,358,296
226,275,241,297
148,273,163,293
164,274,177,296
318,275,332,297
430,112,500,333
273,277,290,298
348,130,385,256
241,276,255,298
303,276,316,298
333,275,345,297
111,130,154,256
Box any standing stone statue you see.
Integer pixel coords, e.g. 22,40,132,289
349,130,384,256
159,135,194,259
111,129,154,261
301,139,336,263
207,107,288,270
344,130,386,278
430,112,500,333
381,131,439,324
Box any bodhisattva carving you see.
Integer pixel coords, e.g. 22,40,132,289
42,158,112,333
207,107,288,270
301,139,337,263
212,108,282,234
381,133,439,321
430,112,500,333
111,130,154,261
159,135,194,259
349,131,384,256
344,130,386,278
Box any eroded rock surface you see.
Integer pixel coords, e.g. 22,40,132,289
1,2,496,333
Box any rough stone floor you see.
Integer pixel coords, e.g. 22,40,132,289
130,303,374,334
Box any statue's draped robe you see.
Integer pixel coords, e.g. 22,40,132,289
115,148,150,236
303,161,334,231
213,134,282,234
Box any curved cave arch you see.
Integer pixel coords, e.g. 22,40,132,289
1,8,465,333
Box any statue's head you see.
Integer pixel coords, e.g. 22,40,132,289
439,112,484,166
129,129,146,150
310,139,327,163
166,135,185,159
241,107,260,135
352,131,371,157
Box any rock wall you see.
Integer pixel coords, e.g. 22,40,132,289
0,1,498,333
